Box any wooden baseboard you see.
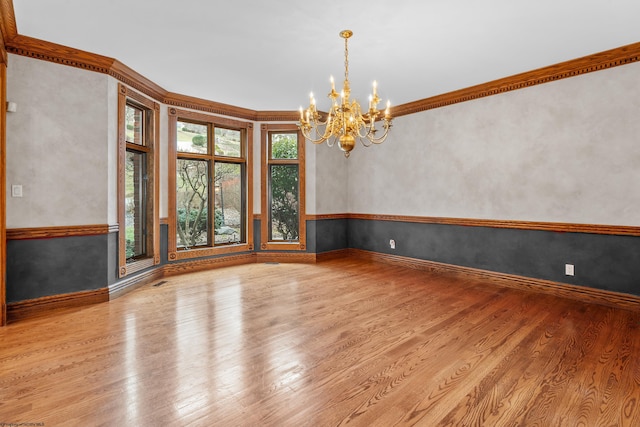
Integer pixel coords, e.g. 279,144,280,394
255,252,317,264
163,253,257,277
109,268,163,300
316,249,350,262
348,249,640,311
6,288,109,323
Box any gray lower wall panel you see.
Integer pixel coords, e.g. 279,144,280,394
348,219,640,296
6,233,112,302
160,224,169,265
7,219,638,303
315,218,348,253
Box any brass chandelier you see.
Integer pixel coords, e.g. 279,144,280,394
298,30,392,157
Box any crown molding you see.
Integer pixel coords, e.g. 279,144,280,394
6,34,114,72
255,110,301,122
3,0,640,121
0,0,17,39
5,35,166,100
392,41,640,118
0,0,17,64
110,59,166,101
3,34,299,121
163,91,257,121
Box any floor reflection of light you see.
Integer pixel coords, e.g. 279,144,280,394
174,288,209,418
173,278,244,418
124,314,139,421
213,279,244,395
264,278,307,396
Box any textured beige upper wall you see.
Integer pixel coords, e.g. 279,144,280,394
348,61,640,226
6,54,112,228
313,142,348,214
106,77,118,226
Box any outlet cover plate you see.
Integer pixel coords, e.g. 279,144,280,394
565,264,574,276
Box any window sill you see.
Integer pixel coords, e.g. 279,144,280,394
120,257,155,278
260,241,305,251
171,243,253,261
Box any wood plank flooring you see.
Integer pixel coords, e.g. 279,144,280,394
1,258,639,426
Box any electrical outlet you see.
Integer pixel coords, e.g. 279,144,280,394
565,264,574,276
389,239,396,249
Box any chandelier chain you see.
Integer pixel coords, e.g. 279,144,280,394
344,36,349,83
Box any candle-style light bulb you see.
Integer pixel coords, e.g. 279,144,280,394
385,100,391,119
299,106,304,121
330,75,335,91
373,80,378,96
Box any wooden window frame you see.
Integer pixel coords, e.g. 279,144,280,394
117,84,160,278
168,108,253,261
260,123,306,251
1,61,6,325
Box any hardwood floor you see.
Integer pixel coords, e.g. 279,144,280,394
1,258,639,426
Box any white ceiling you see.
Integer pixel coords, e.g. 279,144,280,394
12,0,640,112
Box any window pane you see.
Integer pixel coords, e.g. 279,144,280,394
214,163,244,244
215,128,241,157
270,164,299,241
125,150,146,260
271,133,298,159
177,121,208,154
176,159,210,248
125,105,143,145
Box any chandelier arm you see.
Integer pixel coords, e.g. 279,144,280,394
321,112,346,143
300,107,339,144
363,122,392,145
358,136,373,148
354,113,378,138
301,122,332,144
355,123,371,139
301,131,329,145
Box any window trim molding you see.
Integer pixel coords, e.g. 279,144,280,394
1,61,6,325
260,123,306,251
117,84,160,278
167,107,253,261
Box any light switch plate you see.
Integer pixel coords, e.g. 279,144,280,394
11,184,23,198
